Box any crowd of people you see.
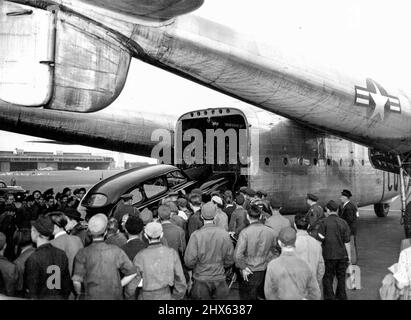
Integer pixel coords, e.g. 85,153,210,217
0,184,368,300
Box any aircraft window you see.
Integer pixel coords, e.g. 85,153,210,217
166,171,187,188
283,157,288,166
351,159,355,166
143,177,167,199
327,159,331,166
264,157,270,166
362,159,365,166
313,158,318,166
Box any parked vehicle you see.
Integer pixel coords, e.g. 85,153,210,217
0,180,26,200
80,164,234,218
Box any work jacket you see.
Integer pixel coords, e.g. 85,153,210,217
264,250,321,300
131,243,187,300
234,221,277,271
51,232,84,275
184,223,234,282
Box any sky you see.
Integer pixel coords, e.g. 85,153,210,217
2,0,411,164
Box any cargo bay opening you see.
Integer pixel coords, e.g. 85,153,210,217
175,108,250,191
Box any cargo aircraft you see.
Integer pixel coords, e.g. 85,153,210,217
1,0,411,235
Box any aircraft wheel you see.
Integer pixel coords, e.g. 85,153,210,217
374,203,389,217
404,202,411,238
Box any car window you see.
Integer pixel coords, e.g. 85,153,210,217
166,170,187,188
143,177,167,199
129,187,143,205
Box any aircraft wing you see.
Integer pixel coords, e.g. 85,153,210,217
61,0,204,21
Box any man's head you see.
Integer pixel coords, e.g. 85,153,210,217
78,188,86,200
278,227,297,248
201,202,217,221
26,195,35,207
211,195,224,209
158,205,172,221
5,193,15,205
140,208,154,225
326,200,339,215
67,196,76,207
107,218,120,236
177,198,188,210
340,189,352,204
14,228,32,249
124,215,144,236
235,194,245,206
60,195,68,204
165,202,179,215
31,216,55,243
256,190,267,200
45,195,55,207
32,190,42,200
63,207,82,231
0,232,6,254
144,222,163,243
306,193,318,206
47,211,68,234
62,187,71,197
88,213,108,238
247,203,262,221
294,214,309,231
189,189,202,206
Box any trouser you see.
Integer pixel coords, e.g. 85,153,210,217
190,279,229,300
138,287,172,300
238,270,266,300
323,259,349,300
350,235,358,265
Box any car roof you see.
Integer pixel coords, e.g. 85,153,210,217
86,164,180,201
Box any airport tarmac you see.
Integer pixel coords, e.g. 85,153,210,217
2,170,406,300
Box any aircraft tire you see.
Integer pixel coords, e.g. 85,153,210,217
374,203,389,218
404,203,411,238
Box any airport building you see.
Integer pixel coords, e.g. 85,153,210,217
0,149,114,172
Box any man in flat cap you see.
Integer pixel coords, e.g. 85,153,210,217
128,222,187,300
72,213,137,300
158,205,186,259
317,200,352,300
305,193,325,240
212,196,229,231
187,190,204,240
184,202,234,299
64,208,92,247
339,189,358,264
264,227,321,300
25,216,72,299
48,211,83,275
234,204,277,300
112,193,140,224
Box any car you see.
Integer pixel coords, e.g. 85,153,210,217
0,180,26,201
80,164,234,218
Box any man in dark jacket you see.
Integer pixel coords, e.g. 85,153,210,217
338,189,358,264
121,215,146,261
158,205,186,257
305,193,325,240
318,200,352,300
187,191,203,240
24,216,72,299
0,232,18,297
184,202,234,299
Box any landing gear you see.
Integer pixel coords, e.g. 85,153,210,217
374,203,390,217
404,203,411,238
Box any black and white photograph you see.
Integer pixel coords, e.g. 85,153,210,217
0,0,411,306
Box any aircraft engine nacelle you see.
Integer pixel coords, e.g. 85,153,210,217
0,1,131,112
